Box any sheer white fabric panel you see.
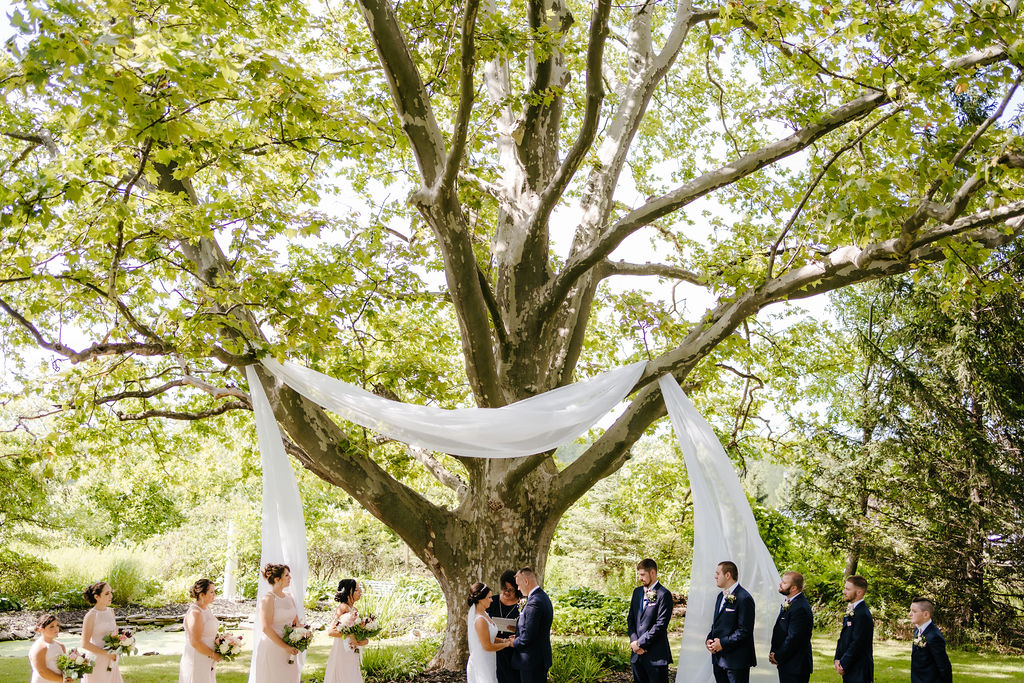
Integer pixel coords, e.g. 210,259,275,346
261,359,646,458
246,367,309,680
659,376,781,683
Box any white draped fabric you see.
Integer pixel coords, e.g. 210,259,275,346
260,358,647,458
247,362,780,683
659,376,781,683
246,366,309,681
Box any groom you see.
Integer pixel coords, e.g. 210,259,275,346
510,567,553,683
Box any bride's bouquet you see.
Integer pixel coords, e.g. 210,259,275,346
57,648,95,679
213,629,244,662
102,627,137,670
335,612,380,650
282,623,314,664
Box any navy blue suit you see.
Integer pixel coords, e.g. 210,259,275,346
910,622,952,683
707,584,757,683
627,582,673,683
512,587,553,683
834,601,873,683
770,593,813,683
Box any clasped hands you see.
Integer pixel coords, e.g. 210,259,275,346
629,640,646,655
704,638,723,654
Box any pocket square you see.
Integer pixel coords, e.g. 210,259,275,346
725,608,736,612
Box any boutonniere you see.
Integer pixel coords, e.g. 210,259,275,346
844,605,855,617
781,599,792,611
645,588,657,602
913,634,927,648
724,593,737,604
518,598,527,610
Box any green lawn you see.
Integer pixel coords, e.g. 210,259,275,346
2,633,1021,682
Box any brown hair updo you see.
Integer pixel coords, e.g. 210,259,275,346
190,578,215,601
83,582,108,606
467,582,490,607
262,563,289,585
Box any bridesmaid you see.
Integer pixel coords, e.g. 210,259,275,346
485,570,522,683
81,581,122,683
178,578,221,682
250,563,300,683
325,579,367,683
29,614,69,683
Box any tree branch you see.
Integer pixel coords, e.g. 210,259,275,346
95,374,249,405
767,108,904,278
114,400,248,421
530,0,612,229
440,0,482,192
895,71,1023,252
544,45,1011,326
598,259,705,286
407,445,469,498
3,129,59,155
355,0,447,188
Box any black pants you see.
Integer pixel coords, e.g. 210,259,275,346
777,667,811,683
631,657,669,683
712,662,750,683
518,667,549,683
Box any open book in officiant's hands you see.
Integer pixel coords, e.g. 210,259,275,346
491,616,518,633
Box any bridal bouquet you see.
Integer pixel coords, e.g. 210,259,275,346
213,630,244,661
336,612,381,641
282,623,314,664
57,648,95,679
102,628,137,670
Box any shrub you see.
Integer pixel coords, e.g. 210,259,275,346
0,595,23,612
361,638,438,682
395,575,442,605
550,642,612,683
552,587,630,635
106,558,160,606
0,548,57,600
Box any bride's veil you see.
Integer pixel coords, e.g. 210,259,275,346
466,602,481,656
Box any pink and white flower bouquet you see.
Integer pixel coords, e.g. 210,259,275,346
57,648,95,679
336,611,381,646
213,630,244,662
102,628,136,670
282,623,314,664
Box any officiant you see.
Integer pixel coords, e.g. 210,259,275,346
487,570,522,683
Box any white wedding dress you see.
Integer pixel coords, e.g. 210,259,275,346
466,606,498,683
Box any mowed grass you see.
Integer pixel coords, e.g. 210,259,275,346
2,633,1021,681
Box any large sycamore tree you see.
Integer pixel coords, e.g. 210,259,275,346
2,0,1023,665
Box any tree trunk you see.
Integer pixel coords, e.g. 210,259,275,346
425,471,559,669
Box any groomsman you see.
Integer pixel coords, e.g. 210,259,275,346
834,575,873,682
627,559,673,683
769,571,813,683
909,598,953,683
706,560,757,683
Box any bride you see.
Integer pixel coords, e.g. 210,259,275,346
466,582,512,683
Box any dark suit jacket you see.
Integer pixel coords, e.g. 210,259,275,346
770,592,813,679
834,601,873,683
707,583,757,671
512,587,553,672
627,582,673,667
910,622,952,683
